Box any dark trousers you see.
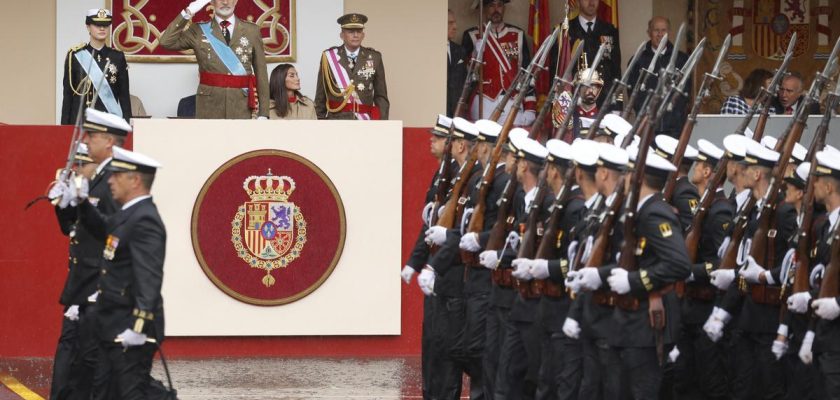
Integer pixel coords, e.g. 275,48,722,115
65,305,101,400
818,351,840,400
579,337,623,400
50,315,78,400
485,303,510,400
494,320,542,400
97,343,156,400
672,323,729,399
615,347,662,400
536,331,582,400
782,350,818,400
731,331,784,400
422,295,436,399
426,294,462,400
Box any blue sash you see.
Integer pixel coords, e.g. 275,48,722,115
74,50,122,117
199,22,249,95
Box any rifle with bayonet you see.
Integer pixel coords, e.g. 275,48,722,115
486,30,554,122
663,35,729,200
586,41,647,138
621,30,670,122
460,26,560,265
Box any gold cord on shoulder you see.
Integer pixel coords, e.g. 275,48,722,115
320,52,356,113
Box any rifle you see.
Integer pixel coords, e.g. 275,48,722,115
586,40,646,138
716,34,801,270
478,2,485,119
621,31,669,121
662,35,729,200
461,26,560,265
429,23,492,227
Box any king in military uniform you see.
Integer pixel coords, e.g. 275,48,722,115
161,0,270,119
61,9,132,125
315,13,389,120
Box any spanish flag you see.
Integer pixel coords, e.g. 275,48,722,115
529,0,551,95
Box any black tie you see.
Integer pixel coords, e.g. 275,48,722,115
587,21,593,34
221,20,231,45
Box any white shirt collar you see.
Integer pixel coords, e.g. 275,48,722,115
829,206,840,230
578,15,597,29
344,46,360,58
121,195,151,211
585,192,600,208
735,189,750,212
96,157,113,176
215,15,235,32
524,186,538,209
637,193,654,212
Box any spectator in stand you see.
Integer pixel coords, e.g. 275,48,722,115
771,71,821,115
720,68,774,115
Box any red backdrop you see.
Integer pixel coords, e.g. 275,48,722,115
0,125,436,358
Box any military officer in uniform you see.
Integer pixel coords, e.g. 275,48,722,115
161,0,270,119
76,146,166,399
315,13,389,120
48,108,131,399
62,9,132,125
652,134,700,232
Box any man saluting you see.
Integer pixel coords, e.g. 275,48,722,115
161,0,269,119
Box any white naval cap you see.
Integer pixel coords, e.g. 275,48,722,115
86,9,112,26
785,161,810,189
638,151,678,177
823,144,840,157
514,137,549,165
742,139,780,168
430,114,452,137
506,128,530,153
722,134,754,161
545,139,574,166
451,117,479,140
601,114,632,138
596,142,629,171
653,134,699,165
760,136,807,164
571,139,600,171
614,133,640,149
75,143,94,164
814,150,840,180
84,108,132,136
107,146,162,174
744,127,755,139
696,139,724,165
474,119,502,144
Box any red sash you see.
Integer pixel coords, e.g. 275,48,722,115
200,72,257,110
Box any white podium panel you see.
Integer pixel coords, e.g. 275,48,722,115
132,119,403,336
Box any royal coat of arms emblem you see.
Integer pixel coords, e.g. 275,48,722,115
231,170,307,287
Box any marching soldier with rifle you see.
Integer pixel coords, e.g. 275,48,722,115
651,134,700,233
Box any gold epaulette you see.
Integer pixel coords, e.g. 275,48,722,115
68,42,86,53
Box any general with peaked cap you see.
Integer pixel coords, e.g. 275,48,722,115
62,8,132,125
315,13,389,120
653,134,700,232
161,0,270,119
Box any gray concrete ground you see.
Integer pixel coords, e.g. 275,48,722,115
0,356,467,399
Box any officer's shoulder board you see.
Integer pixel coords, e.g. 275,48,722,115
68,42,86,54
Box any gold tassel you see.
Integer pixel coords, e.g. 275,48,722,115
262,272,276,287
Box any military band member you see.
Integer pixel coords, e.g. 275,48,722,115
315,13,389,120
62,9,132,125
462,0,536,126
161,0,270,119
77,146,166,399
652,134,701,232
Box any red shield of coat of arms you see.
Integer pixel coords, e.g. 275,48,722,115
752,0,809,59
191,150,345,306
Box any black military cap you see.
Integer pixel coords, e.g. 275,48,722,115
338,13,367,29
86,9,112,27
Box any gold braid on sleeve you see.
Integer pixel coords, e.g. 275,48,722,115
320,52,356,113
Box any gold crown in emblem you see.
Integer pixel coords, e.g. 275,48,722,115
97,9,108,19
243,169,296,202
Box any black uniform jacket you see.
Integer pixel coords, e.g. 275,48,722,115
61,44,132,125
447,40,468,117
406,168,442,271
670,176,700,233
604,194,691,347
626,41,688,138
84,197,167,343
550,18,621,108
55,167,119,306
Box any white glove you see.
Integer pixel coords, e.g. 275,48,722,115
64,305,80,321
58,180,75,209
49,180,69,203
530,259,550,279
424,226,448,246
511,258,532,280
668,346,680,363
562,318,581,339
787,292,812,314
256,116,268,120
813,298,840,320
717,236,731,259
460,232,481,252
116,328,148,348
506,231,521,252
401,266,415,284
710,269,736,290
799,330,815,365
739,256,765,284
607,268,630,295
417,267,436,296
703,307,731,343
577,267,603,291
771,324,789,361
479,250,500,270
566,271,584,294
186,0,211,16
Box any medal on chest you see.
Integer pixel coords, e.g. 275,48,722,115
103,234,120,260
357,57,376,80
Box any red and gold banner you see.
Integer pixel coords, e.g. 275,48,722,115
108,0,296,62
191,150,345,306
695,0,838,112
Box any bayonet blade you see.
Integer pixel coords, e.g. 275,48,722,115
561,41,585,84
665,23,687,76
710,34,732,78
586,43,607,84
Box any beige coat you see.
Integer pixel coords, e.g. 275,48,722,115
268,97,317,120
160,15,269,119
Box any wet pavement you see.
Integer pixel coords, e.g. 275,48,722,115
0,356,473,399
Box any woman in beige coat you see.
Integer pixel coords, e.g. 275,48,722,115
269,64,317,120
